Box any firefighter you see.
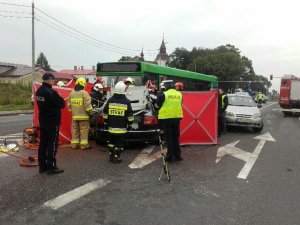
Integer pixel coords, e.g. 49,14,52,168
68,78,93,150
175,82,184,91
103,81,134,163
57,81,65,87
156,80,183,162
90,83,105,108
219,88,228,135
36,73,65,174
124,77,135,87
89,83,105,139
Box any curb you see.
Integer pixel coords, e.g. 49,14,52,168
0,110,33,117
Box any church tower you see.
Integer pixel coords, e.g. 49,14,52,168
154,37,169,66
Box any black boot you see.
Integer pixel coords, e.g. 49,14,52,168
108,146,115,162
113,148,123,164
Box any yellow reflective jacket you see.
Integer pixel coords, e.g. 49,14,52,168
68,90,93,120
158,89,183,119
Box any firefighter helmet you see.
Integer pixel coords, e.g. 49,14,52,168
93,83,103,91
125,77,134,84
175,82,183,91
114,81,126,94
75,77,86,87
96,76,103,83
57,81,65,87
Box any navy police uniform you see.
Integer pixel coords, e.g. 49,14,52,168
36,73,65,173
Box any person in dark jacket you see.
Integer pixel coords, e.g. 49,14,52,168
103,81,134,163
218,87,228,135
36,73,65,174
90,83,105,108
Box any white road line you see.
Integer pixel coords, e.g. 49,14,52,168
141,145,156,154
129,145,166,169
0,132,23,139
0,153,8,158
43,178,111,210
261,102,278,110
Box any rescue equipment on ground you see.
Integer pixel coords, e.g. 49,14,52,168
157,130,170,182
23,127,39,150
0,138,38,167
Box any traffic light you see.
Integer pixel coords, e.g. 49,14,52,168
270,74,273,80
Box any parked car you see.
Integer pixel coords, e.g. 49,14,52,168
94,85,159,144
225,93,264,132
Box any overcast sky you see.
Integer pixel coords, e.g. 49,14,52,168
1,0,300,91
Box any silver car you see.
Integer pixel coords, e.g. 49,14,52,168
225,93,264,132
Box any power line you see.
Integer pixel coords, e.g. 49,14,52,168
34,6,158,53
35,18,135,56
0,14,30,18
35,14,155,56
0,10,31,14
0,2,30,7
35,14,141,55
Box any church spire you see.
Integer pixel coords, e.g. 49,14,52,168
154,35,169,66
140,46,144,61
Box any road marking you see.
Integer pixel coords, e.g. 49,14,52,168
0,132,23,139
128,145,165,169
0,153,8,158
216,132,276,179
0,133,23,146
261,102,278,110
43,178,111,210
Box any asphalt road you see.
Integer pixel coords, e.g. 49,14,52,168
0,114,32,135
0,103,299,225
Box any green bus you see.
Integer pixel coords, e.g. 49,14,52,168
96,61,218,90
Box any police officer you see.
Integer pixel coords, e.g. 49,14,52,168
257,91,264,107
103,81,134,163
219,88,228,135
68,78,93,150
156,80,183,162
36,73,65,174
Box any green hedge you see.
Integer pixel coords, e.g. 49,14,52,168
0,81,33,110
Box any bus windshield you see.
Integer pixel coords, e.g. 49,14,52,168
106,76,143,87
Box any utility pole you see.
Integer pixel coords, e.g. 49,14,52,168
32,1,35,83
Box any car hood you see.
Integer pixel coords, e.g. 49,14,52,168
227,105,260,115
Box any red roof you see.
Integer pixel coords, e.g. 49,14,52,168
59,69,96,75
53,72,74,80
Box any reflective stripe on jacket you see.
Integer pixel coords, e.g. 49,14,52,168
158,89,183,119
103,94,133,134
68,90,92,120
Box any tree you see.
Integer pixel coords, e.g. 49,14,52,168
168,48,191,69
36,52,51,71
187,45,245,90
118,55,143,62
168,44,271,92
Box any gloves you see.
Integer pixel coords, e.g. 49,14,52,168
127,125,132,131
88,109,97,116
